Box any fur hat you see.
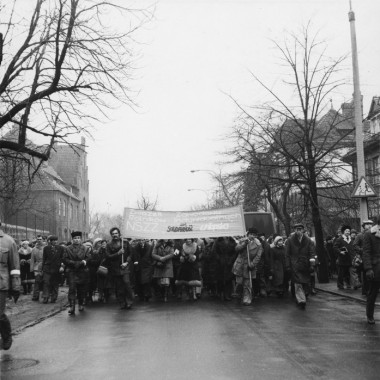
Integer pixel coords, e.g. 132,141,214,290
273,236,283,246
293,223,304,229
247,227,258,236
71,231,82,239
93,238,103,246
47,235,58,241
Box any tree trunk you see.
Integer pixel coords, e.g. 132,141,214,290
309,171,329,283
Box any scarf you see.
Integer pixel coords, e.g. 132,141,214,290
183,242,197,256
342,235,351,244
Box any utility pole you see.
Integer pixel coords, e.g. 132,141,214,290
348,1,368,223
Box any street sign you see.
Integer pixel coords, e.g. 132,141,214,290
351,176,378,198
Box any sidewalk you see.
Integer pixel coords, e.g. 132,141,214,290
315,278,380,306
6,286,69,334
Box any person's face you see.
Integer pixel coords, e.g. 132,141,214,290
111,230,120,240
295,227,303,237
73,236,82,245
343,228,350,236
101,241,107,248
364,223,373,231
50,239,58,246
36,237,43,246
247,233,256,241
276,239,284,247
185,239,192,245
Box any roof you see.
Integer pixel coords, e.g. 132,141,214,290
31,166,80,201
367,96,380,120
49,144,84,188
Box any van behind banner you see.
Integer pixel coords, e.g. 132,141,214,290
122,205,246,239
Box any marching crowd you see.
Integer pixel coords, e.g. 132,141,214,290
1,216,380,350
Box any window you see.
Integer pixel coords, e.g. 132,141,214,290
69,203,73,220
63,200,67,216
58,198,62,216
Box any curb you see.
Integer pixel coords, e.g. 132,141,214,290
315,286,380,307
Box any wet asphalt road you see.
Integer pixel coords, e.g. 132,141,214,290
1,292,380,380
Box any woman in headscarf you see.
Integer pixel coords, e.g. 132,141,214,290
269,236,287,297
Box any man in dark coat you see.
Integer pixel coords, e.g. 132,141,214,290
354,220,374,295
106,227,134,309
63,231,90,315
285,223,314,309
334,225,355,289
42,235,65,303
362,218,380,324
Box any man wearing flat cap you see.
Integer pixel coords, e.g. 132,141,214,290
285,223,314,309
41,235,65,303
63,231,90,315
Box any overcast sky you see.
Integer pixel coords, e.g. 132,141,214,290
85,0,380,214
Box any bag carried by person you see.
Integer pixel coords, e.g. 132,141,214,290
97,259,109,276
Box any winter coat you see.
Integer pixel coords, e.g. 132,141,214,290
30,245,44,274
333,235,354,266
42,245,65,274
151,241,175,279
0,228,20,291
270,245,286,287
133,241,153,284
363,225,380,281
106,239,132,276
176,242,201,283
285,233,314,284
63,244,90,274
201,240,218,285
19,246,32,276
212,237,237,283
233,238,263,279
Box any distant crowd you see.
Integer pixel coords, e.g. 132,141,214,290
15,219,378,315
2,216,380,350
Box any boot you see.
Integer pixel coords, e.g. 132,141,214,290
68,301,75,316
78,300,84,312
0,314,13,350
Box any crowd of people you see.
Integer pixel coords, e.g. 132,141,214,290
1,216,380,350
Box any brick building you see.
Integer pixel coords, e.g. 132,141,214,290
1,132,89,243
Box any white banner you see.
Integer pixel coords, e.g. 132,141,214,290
122,205,246,239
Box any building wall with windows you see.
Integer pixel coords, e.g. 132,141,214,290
344,96,380,219
0,134,90,242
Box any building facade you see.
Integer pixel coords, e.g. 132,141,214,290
0,133,89,243
343,96,380,219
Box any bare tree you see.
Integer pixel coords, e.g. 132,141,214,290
226,24,356,282
136,193,158,211
0,0,152,165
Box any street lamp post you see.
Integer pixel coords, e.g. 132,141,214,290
190,169,222,206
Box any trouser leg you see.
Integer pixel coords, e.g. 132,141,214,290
337,266,344,288
32,274,42,300
366,281,380,319
294,283,306,304
242,277,252,305
122,274,134,305
42,273,51,300
0,291,12,350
